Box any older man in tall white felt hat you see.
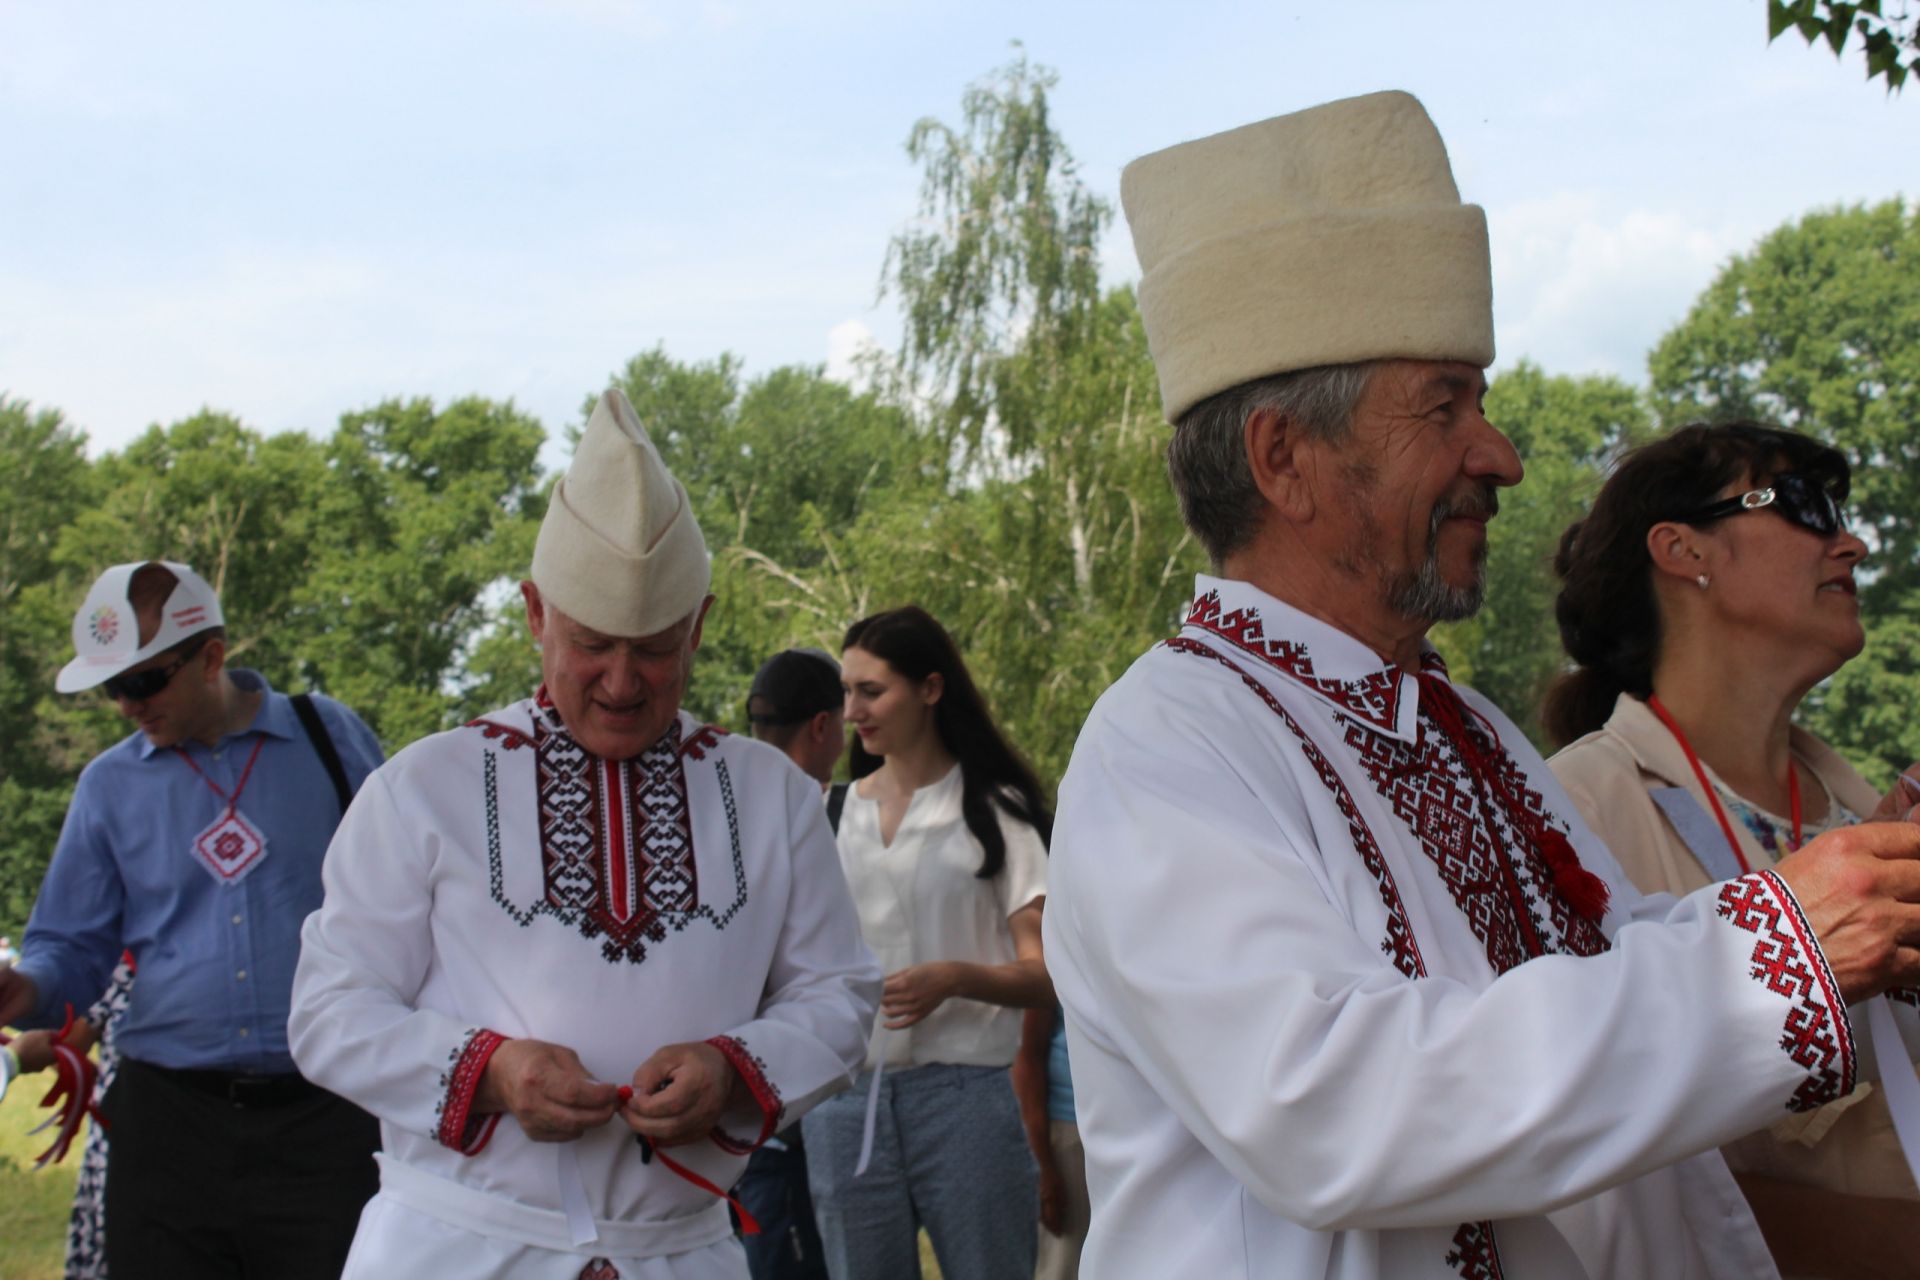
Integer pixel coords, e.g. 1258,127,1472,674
1041,89,1920,1280
292,388,880,1280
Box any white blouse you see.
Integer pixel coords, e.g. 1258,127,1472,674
836,765,1047,1070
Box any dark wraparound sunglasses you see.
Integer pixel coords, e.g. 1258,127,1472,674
1677,470,1846,537
102,636,208,702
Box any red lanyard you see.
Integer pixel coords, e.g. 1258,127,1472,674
1647,695,1802,874
176,737,267,814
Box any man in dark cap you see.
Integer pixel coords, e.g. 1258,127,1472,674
730,646,849,1280
746,648,846,792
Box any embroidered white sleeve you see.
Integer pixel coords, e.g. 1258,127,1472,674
290,768,508,1151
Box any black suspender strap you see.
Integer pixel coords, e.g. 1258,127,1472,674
290,694,353,816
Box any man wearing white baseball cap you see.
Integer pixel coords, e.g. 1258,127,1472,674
1040,91,1920,1279
0,559,386,1279
290,389,879,1279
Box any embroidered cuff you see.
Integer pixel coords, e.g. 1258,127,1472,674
1888,988,1920,1010
436,1028,508,1154
1715,870,1856,1113
704,1035,783,1154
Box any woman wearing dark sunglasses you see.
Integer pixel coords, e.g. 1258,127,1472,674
1543,420,1920,1280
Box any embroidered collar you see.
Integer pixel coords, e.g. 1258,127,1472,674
1178,576,1434,742
470,687,694,759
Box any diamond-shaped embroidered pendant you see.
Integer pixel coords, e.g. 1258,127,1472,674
191,809,268,884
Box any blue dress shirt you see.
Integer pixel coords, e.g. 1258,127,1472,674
16,670,382,1073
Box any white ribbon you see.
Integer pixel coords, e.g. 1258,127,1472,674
1865,995,1920,1189
555,1142,599,1247
853,1027,891,1177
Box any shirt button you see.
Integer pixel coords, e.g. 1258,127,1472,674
237,1027,250,1037
231,914,243,925
236,969,247,981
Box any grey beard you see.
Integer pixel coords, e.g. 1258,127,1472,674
1386,501,1489,623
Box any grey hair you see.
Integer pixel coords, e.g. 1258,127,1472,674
1167,361,1379,565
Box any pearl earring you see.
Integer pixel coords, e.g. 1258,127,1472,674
1696,574,1710,591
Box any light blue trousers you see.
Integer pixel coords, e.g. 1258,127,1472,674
802,1063,1038,1280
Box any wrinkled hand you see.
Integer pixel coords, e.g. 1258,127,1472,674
475,1039,620,1143
0,968,39,1030
881,963,955,1029
8,1029,58,1074
1868,767,1920,823
1036,1157,1066,1235
1774,820,1920,1004
621,1042,739,1149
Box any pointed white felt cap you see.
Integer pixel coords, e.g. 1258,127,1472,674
1123,90,1494,423
531,389,711,638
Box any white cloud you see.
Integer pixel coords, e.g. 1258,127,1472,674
824,319,879,389
1489,195,1762,383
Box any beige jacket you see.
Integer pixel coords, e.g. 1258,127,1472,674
1550,692,1917,1201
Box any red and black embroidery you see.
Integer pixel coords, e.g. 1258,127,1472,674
1716,871,1856,1112
1166,638,1497,1267
536,716,698,964
1445,1220,1506,1280
465,717,533,750
578,1259,619,1280
435,1028,506,1154
681,724,726,761
1890,988,1920,1010
1185,590,1408,734
1339,698,1609,975
1166,638,1424,979
480,695,750,962
704,1034,785,1154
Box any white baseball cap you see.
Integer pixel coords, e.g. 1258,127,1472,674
56,561,225,694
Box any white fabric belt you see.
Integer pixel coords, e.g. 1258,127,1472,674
373,1152,733,1257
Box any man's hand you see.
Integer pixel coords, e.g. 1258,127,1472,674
1773,819,1920,1004
621,1041,740,1149
474,1039,620,1143
1868,767,1920,823
8,1029,57,1074
0,967,38,1030
881,962,956,1029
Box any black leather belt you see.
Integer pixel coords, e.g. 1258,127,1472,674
136,1060,323,1109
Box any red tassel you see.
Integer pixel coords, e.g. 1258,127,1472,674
1538,829,1610,922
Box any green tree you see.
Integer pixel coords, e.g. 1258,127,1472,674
0,400,98,927
1430,363,1651,746
1650,200,1920,784
864,55,1198,785
1768,0,1919,90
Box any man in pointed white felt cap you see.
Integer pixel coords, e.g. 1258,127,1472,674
291,389,881,1280
1,560,386,1279
1041,90,1920,1279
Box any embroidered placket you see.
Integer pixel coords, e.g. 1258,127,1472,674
176,737,270,884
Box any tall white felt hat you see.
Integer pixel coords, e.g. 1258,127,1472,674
56,560,225,693
1123,90,1495,424
531,388,711,638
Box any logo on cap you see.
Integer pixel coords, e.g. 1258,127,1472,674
88,605,120,647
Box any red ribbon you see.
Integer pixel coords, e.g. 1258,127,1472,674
2,1003,106,1167
1417,673,1611,925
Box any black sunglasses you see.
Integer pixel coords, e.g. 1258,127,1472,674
1677,471,1846,537
102,637,208,702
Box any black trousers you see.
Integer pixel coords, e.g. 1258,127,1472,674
102,1058,380,1280
734,1129,830,1280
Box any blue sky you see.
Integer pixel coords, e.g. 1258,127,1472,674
2,0,1910,455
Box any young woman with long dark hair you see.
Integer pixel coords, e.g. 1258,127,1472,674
801,605,1053,1280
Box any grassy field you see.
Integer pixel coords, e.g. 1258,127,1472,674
0,1073,80,1280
